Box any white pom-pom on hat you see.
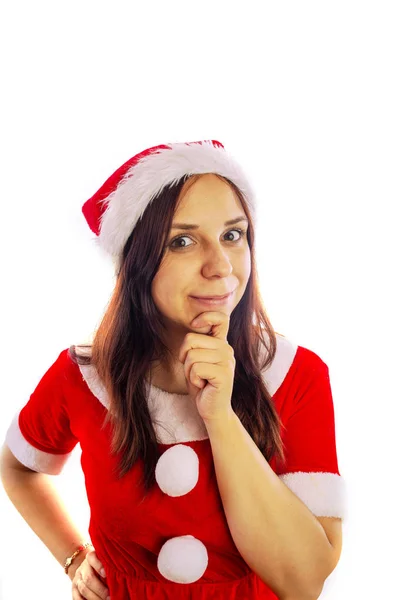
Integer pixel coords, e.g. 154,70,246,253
157,535,208,583
155,444,199,497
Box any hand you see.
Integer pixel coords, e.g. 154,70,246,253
70,549,110,600
178,311,236,423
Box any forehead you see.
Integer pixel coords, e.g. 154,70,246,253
177,174,241,211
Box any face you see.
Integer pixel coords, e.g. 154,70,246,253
151,174,251,355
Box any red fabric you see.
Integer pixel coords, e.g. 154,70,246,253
12,344,341,599
81,143,170,236
273,347,340,476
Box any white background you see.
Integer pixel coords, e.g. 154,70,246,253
0,1,399,598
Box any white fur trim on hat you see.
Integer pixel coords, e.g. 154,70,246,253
97,141,257,259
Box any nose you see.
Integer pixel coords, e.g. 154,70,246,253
200,245,233,278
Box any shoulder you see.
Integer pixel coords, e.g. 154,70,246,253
40,346,92,396
259,330,329,397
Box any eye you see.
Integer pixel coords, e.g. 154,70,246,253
169,228,246,250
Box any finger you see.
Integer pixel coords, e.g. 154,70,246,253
190,372,205,390
76,577,92,599
191,311,230,340
190,364,203,389
78,570,110,600
72,586,85,600
178,334,227,365
179,331,227,365
191,362,231,394
71,579,86,599
86,550,107,579
183,348,218,383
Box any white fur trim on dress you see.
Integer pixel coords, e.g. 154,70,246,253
97,141,257,259
260,332,298,396
4,412,72,475
78,334,295,443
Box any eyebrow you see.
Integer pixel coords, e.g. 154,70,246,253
171,216,249,230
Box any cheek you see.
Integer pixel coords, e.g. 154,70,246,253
152,273,185,309
233,248,251,278
243,249,252,277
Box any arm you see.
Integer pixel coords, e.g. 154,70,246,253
204,412,336,600
0,444,91,581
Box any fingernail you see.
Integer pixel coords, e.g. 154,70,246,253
101,568,106,577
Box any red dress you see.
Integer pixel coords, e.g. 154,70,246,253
4,333,347,599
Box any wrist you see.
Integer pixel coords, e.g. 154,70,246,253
203,409,237,432
66,546,93,581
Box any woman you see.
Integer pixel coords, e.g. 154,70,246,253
0,139,346,599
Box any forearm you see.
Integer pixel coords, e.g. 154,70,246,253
204,411,334,600
1,466,90,575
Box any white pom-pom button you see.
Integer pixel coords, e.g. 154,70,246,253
155,444,199,497
157,535,208,583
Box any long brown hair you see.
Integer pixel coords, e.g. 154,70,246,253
69,174,287,493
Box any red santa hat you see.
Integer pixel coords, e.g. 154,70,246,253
81,139,257,267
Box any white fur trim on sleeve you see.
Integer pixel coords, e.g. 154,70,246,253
4,412,73,475
279,471,348,521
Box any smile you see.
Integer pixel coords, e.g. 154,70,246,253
189,292,234,305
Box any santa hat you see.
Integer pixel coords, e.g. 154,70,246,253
81,139,257,267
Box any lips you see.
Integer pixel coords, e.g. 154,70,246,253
192,292,232,300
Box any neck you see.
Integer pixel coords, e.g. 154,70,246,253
148,357,189,395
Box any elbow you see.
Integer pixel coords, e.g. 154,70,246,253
280,594,322,600
279,582,324,600
277,569,327,600
280,586,323,600
281,544,340,599
263,571,324,600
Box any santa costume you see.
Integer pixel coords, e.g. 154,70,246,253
4,140,347,599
